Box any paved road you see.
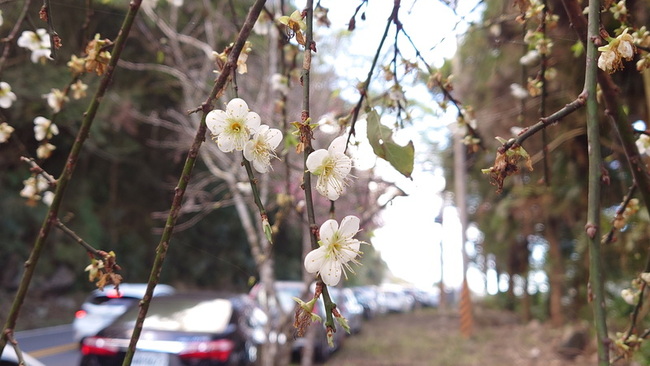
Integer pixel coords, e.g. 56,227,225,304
15,324,80,366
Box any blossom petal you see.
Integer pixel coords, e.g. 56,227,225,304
245,111,261,132
338,216,360,239
252,159,269,173
265,128,283,149
217,133,237,152
338,241,360,263
319,258,342,286
328,136,347,153
332,153,352,175
243,140,255,162
306,149,328,173
318,178,343,201
319,219,339,246
304,246,328,274
227,98,249,119
206,110,227,135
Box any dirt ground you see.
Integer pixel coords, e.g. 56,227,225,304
327,306,613,366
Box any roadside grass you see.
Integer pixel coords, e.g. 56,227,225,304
326,306,597,366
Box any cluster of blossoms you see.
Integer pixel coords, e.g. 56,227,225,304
632,27,650,71
621,273,650,306
17,29,52,64
615,271,650,357
598,29,636,73
20,175,53,206
613,198,640,230
34,116,59,159
207,98,363,288
67,34,112,76
206,98,282,173
213,42,252,75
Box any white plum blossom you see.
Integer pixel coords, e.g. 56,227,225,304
44,88,69,113
618,40,634,60
598,29,636,73
636,134,650,155
306,136,352,201
33,116,59,141
42,191,55,206
621,288,637,305
243,125,283,173
304,215,363,286
71,80,88,100
510,83,528,100
270,73,289,95
17,29,49,51
206,98,260,152
17,29,52,64
598,49,617,72
0,122,14,143
20,175,49,202
641,272,650,284
0,82,17,108
37,142,56,159
519,49,540,66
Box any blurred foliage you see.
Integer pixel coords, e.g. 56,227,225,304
447,0,650,328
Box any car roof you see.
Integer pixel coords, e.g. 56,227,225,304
88,283,175,299
107,292,251,333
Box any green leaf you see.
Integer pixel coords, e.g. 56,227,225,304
366,109,414,178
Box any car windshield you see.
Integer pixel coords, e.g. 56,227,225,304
117,297,234,333
276,286,304,313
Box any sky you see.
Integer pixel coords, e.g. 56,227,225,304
292,0,486,291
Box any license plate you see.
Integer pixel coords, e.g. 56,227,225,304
131,351,170,366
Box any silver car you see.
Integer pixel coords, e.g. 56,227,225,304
72,283,175,344
1,346,46,366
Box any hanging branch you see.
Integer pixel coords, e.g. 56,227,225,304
583,0,609,362
120,1,267,365
0,0,32,77
40,0,61,59
0,0,143,352
347,1,394,140
539,0,550,185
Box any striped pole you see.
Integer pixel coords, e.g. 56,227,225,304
459,278,474,338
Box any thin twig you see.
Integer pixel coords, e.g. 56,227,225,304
602,184,637,244
0,0,32,77
19,156,57,186
0,0,143,353
120,1,267,365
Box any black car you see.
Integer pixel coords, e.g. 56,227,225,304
249,281,345,362
79,293,267,366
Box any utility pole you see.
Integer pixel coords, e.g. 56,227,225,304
454,131,474,338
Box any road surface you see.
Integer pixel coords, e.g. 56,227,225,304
15,324,80,366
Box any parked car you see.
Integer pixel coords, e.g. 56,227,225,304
339,288,364,334
72,283,176,344
381,287,415,313
1,346,45,366
249,281,345,362
79,293,266,366
351,286,379,319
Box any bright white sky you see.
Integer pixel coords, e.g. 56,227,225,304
294,0,485,291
